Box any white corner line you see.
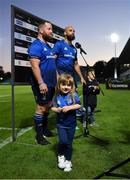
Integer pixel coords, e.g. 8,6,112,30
0,126,33,149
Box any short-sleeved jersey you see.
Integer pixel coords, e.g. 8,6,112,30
28,39,57,87
53,40,77,76
52,92,80,128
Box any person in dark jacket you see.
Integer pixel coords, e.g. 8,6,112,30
83,68,100,126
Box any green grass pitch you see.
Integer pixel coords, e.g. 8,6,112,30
0,84,130,178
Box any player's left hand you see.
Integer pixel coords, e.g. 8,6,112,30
81,77,86,85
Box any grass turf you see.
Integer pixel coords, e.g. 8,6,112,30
0,84,130,179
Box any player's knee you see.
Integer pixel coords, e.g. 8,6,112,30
36,105,47,114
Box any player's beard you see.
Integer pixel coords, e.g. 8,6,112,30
42,34,53,42
67,34,75,41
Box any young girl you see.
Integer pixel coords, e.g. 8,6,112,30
51,74,81,172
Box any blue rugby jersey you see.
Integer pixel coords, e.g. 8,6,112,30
53,40,77,76
28,39,57,87
52,92,80,127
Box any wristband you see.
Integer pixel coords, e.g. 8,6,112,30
38,82,44,86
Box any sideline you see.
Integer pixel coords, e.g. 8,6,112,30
0,127,18,130
0,126,33,149
0,112,56,149
15,142,43,147
0,92,32,98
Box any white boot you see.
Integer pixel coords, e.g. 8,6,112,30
64,160,72,172
57,155,66,169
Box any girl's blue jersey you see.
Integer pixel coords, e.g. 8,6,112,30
53,92,80,128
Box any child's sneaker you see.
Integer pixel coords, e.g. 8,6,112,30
64,160,72,172
89,122,95,126
57,155,66,169
76,126,79,130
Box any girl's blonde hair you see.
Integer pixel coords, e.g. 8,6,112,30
56,74,76,102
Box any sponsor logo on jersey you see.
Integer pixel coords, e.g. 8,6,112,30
44,47,47,51
64,54,75,58
64,47,68,50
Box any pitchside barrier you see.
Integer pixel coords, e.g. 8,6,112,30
106,79,130,89
106,81,130,89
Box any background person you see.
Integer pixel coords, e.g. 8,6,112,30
28,21,56,145
83,68,100,126
51,74,81,172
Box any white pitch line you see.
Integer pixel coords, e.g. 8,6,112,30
0,112,56,149
0,136,12,149
0,126,33,149
0,127,18,130
0,100,10,103
0,92,32,98
15,142,40,147
16,126,33,137
0,94,11,97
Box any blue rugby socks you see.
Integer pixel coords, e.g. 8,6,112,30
33,113,50,145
